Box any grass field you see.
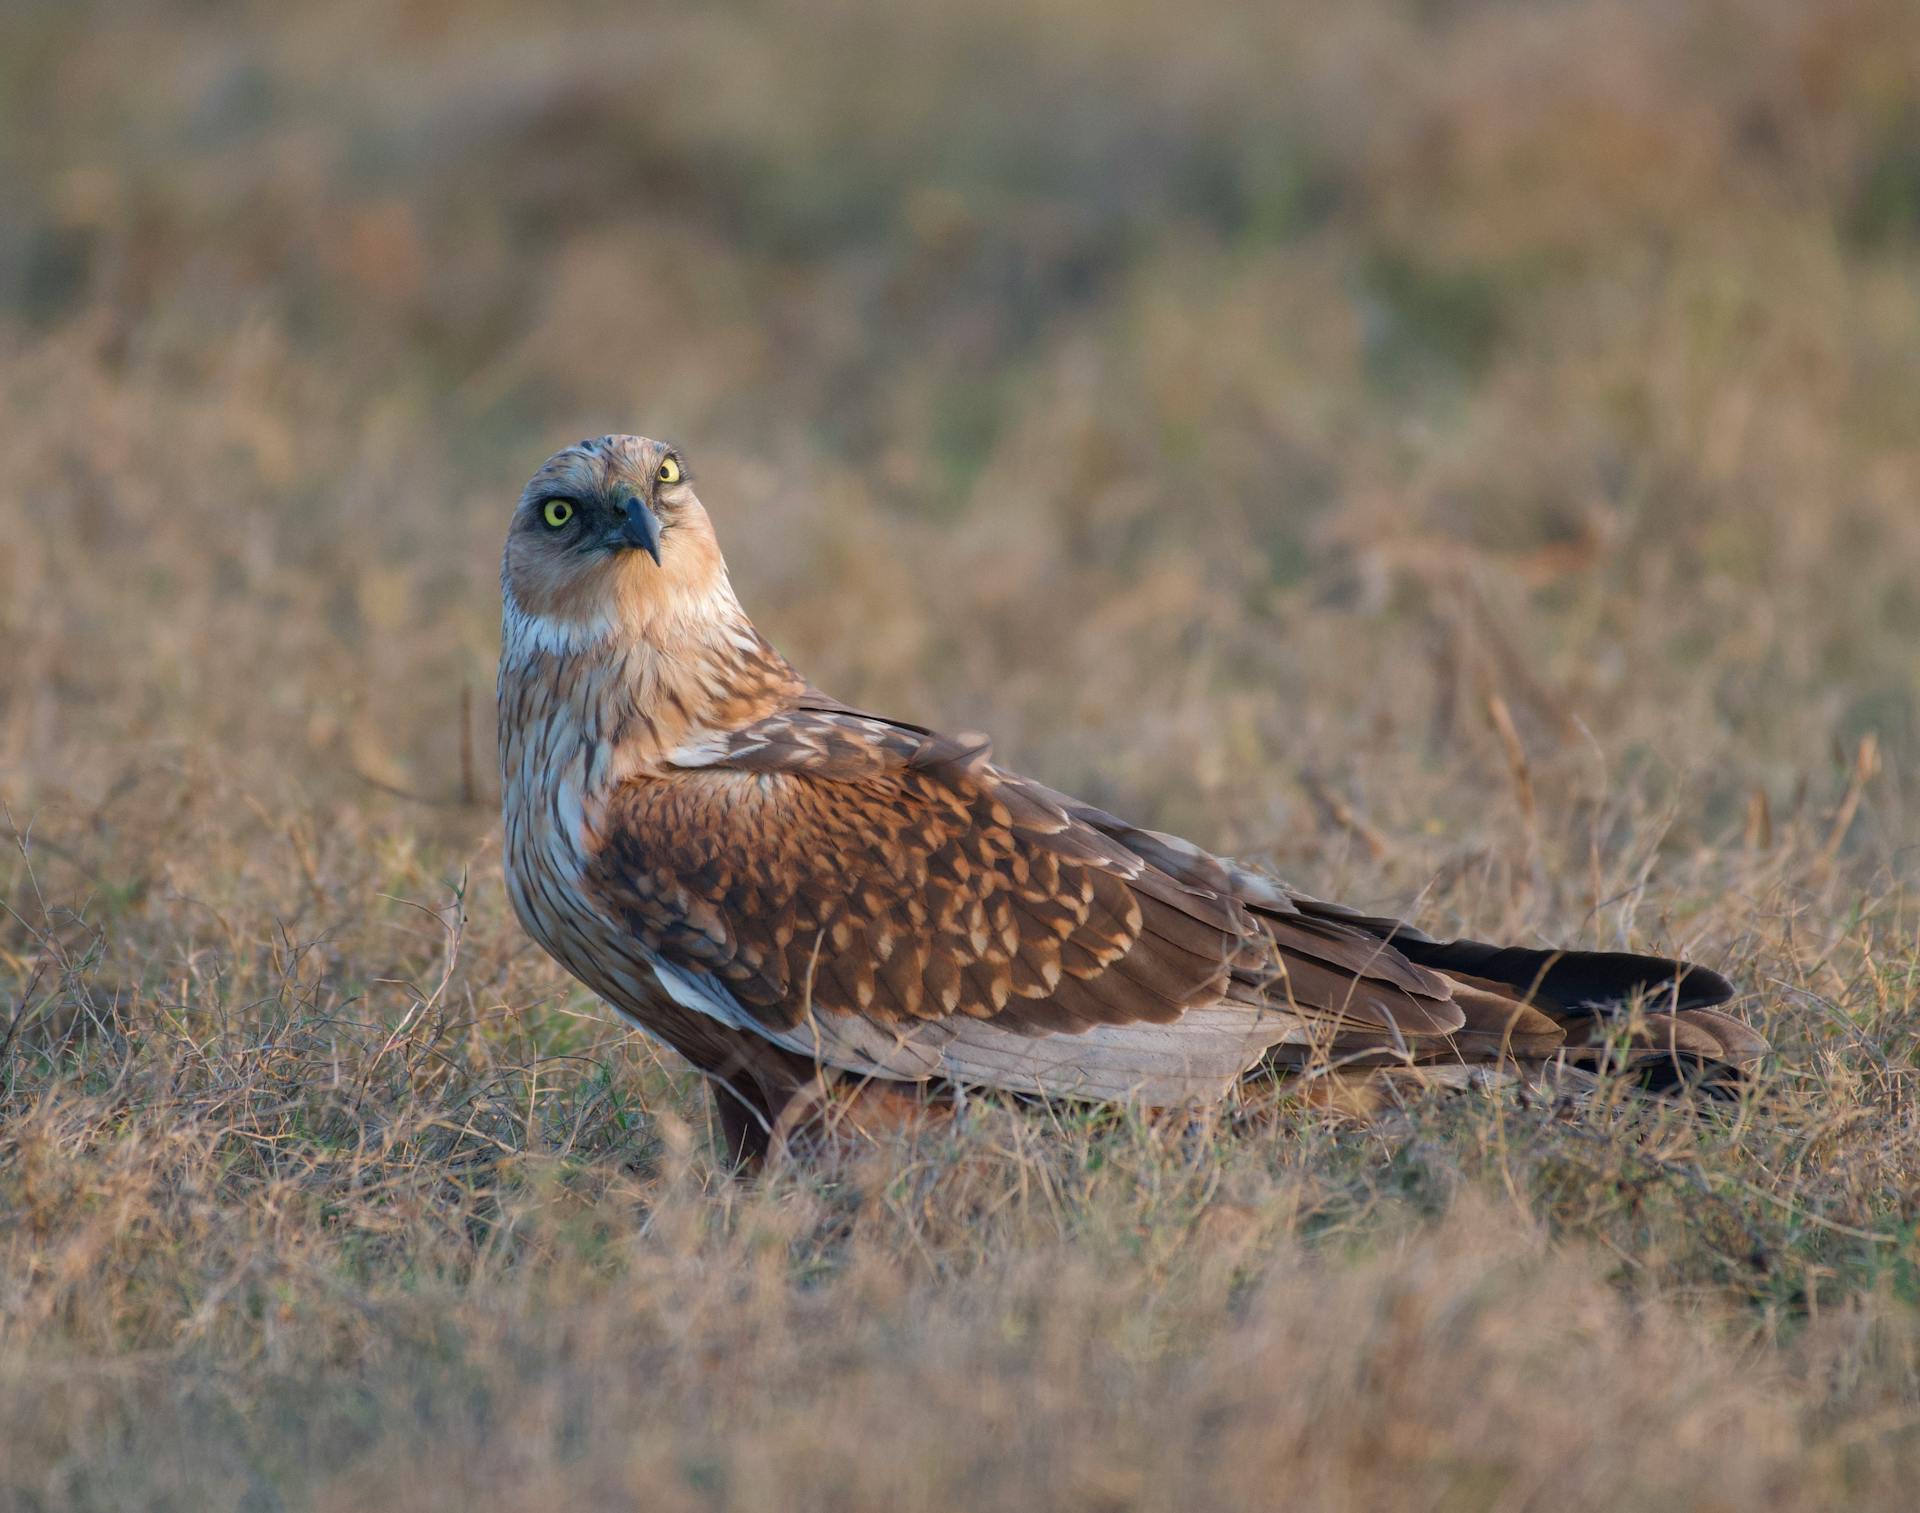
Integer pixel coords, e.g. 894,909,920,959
5,0,1920,1506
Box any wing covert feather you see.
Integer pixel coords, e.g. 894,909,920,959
581,706,1463,1082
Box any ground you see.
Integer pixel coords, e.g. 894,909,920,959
3,1,1920,1507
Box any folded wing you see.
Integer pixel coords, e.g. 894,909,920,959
585,701,1476,1100
586,699,1760,1102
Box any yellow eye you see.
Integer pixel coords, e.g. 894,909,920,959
657,457,682,485
541,498,575,529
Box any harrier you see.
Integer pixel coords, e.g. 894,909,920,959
498,435,1764,1163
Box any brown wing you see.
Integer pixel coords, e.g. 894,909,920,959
582,704,1468,1097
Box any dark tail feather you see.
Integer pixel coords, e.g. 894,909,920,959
1380,938,1735,1018
1282,896,1734,1018
1391,938,1757,1099
1281,896,1762,1095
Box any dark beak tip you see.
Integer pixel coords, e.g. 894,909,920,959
620,496,664,565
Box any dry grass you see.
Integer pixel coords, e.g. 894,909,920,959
5,0,1920,1506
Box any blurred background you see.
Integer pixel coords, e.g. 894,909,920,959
6,4,1920,1506
6,0,1918,859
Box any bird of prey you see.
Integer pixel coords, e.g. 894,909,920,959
498,435,1765,1164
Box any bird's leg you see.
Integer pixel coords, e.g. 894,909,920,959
765,1073,960,1164
766,1071,838,1163
694,1036,820,1171
703,1068,835,1169
694,1030,955,1169
709,1075,777,1168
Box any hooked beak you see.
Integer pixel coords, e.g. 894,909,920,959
615,496,663,565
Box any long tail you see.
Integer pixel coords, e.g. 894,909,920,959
1397,936,1765,1092
1289,898,1767,1095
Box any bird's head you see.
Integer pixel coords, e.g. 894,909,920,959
501,434,731,651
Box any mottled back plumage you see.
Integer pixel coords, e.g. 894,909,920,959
499,435,1765,1162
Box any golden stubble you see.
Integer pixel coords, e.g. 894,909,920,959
12,2,1920,1503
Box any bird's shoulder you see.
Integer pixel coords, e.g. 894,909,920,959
661,691,996,784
